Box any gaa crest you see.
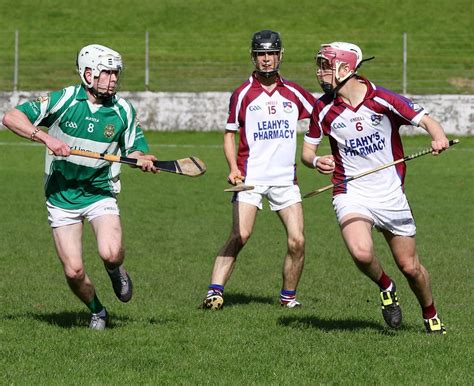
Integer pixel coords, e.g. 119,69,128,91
104,124,115,138
370,114,383,126
36,95,49,103
283,101,293,113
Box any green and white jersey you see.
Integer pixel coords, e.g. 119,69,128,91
17,85,149,209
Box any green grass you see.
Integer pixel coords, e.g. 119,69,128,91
0,132,473,384
0,0,472,93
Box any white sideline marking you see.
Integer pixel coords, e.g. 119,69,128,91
0,142,471,151
0,142,222,149
150,143,221,149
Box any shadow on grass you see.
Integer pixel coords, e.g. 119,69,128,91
3,311,179,329
223,292,274,307
4,311,131,329
278,315,415,334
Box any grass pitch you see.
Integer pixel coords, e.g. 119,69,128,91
0,132,472,384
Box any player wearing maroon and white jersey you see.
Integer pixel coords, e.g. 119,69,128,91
200,30,316,310
226,73,315,185
301,42,449,334
305,79,427,198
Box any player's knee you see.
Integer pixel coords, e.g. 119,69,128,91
288,234,304,256
399,259,421,280
350,245,373,265
230,230,251,247
99,245,124,265
64,265,85,281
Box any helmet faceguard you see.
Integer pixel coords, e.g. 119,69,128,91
76,44,123,101
250,30,284,78
315,42,366,95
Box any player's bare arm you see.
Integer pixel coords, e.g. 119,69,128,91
127,151,159,173
223,130,242,184
2,108,70,156
419,115,450,155
301,142,334,175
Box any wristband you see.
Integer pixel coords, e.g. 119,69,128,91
312,156,321,168
30,127,41,141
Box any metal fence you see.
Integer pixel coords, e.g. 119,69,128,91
1,30,472,94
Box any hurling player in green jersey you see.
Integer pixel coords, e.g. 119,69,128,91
2,44,158,330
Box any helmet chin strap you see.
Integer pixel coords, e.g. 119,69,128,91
320,56,375,96
253,51,283,79
257,69,279,78
89,78,117,103
89,87,114,103
319,74,353,96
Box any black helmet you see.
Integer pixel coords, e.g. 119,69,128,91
250,30,284,78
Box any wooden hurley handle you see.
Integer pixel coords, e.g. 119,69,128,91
70,149,142,166
58,149,206,177
224,177,255,192
304,139,460,199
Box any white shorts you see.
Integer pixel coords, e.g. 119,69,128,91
332,193,416,236
233,185,302,211
47,198,120,228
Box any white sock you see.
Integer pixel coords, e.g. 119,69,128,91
383,282,394,292
94,308,107,317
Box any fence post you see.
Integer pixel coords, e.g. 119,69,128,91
14,29,19,92
402,32,407,95
145,31,149,91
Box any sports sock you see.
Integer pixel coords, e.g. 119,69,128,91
377,271,393,291
94,308,107,318
207,284,224,296
422,302,437,320
105,264,120,274
280,289,296,304
86,293,104,314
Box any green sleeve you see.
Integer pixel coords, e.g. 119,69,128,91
119,102,150,155
127,119,150,154
15,89,68,127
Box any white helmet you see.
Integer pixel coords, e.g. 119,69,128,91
316,42,363,82
76,44,123,90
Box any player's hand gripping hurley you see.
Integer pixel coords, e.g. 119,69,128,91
304,139,459,198
69,149,206,177
223,178,255,192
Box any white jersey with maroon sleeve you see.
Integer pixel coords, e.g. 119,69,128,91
227,73,316,186
304,77,426,199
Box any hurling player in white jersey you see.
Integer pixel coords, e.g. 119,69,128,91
2,44,158,330
301,42,450,334
200,30,316,310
